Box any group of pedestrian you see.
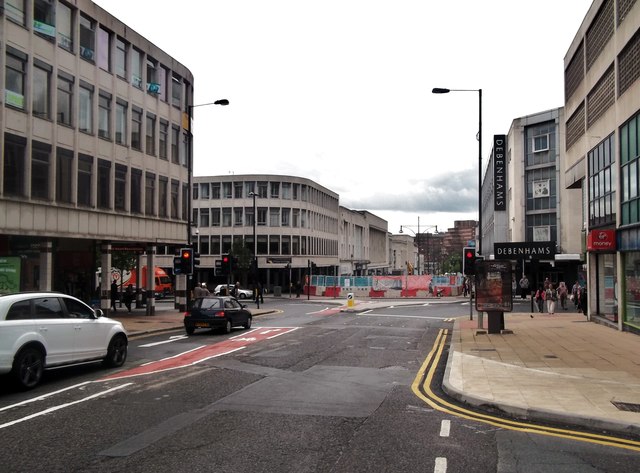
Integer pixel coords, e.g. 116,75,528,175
530,277,586,315
110,279,135,313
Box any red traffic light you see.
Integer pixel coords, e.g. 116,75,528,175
465,250,474,258
222,256,229,263
182,250,192,259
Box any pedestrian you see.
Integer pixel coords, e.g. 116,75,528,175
534,285,545,313
572,281,581,310
519,275,530,299
557,281,569,310
544,277,551,290
545,283,557,314
580,285,588,316
256,281,264,304
295,281,301,298
123,284,134,313
512,276,517,299
110,279,119,312
194,282,209,298
231,281,240,298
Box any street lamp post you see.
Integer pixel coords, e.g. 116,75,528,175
432,87,482,256
399,219,438,275
184,98,229,311
248,191,260,308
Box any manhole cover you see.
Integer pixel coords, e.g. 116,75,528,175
611,401,640,412
471,348,497,352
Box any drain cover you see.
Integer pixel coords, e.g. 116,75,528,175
543,355,558,359
471,348,497,352
611,401,640,412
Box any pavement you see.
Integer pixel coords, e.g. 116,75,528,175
109,296,640,438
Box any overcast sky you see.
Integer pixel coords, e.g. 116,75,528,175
95,0,593,235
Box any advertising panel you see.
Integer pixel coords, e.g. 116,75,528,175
0,257,21,295
475,260,512,312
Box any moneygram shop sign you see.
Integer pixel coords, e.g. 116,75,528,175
494,241,556,259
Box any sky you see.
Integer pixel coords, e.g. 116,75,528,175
94,0,594,235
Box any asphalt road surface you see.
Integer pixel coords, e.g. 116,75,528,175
0,299,637,472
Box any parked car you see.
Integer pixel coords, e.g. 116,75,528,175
184,296,252,335
213,284,253,299
0,292,128,390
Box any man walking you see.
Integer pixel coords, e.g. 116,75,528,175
519,275,530,299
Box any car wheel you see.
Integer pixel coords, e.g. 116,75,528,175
12,346,44,390
103,334,128,368
224,319,232,334
239,293,246,299
185,326,195,335
243,316,252,329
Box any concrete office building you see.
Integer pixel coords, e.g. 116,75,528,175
563,0,640,331
0,0,194,313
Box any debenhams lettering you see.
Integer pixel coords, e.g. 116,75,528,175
496,246,552,256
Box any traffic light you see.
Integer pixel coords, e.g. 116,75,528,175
221,254,231,276
463,247,476,275
180,247,194,275
193,251,201,271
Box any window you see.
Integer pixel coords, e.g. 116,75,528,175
234,182,243,198
6,0,25,25
159,120,168,159
98,91,111,140
131,107,142,150
146,58,159,94
33,61,52,119
57,73,73,125
234,207,243,226
257,207,267,226
200,208,210,227
293,209,300,227
270,208,280,226
258,181,268,198
131,169,142,214
200,183,210,199
212,183,221,199
115,99,127,145
223,182,232,198
146,114,156,155
282,182,291,199
222,208,232,227
97,159,111,209
31,142,51,200
145,172,155,216
97,26,111,72
57,2,73,51
4,134,26,197
533,134,549,153
131,48,143,89
33,0,55,39
171,73,182,107
56,147,73,204
5,48,27,110
159,176,168,217
115,37,127,79
245,206,254,226
34,297,64,319
79,83,93,133
77,154,93,207
281,208,290,226
170,180,179,218
115,164,126,211
270,182,280,198
589,133,616,227
158,65,168,102
171,125,180,163
212,209,221,227
79,14,95,61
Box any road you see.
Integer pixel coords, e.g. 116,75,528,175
0,299,638,472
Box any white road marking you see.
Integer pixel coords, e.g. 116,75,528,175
434,457,447,473
362,313,453,320
0,383,133,430
0,381,92,413
440,419,451,437
138,335,188,347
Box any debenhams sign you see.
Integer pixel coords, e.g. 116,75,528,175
494,241,556,259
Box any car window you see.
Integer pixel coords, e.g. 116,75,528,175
224,299,235,309
34,297,65,319
63,298,94,319
6,300,32,320
199,298,222,310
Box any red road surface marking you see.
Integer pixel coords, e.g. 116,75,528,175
102,327,298,380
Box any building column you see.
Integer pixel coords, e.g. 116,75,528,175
101,243,112,314
135,253,143,308
145,246,156,316
39,239,53,291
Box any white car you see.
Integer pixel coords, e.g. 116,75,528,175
213,284,253,299
0,292,128,390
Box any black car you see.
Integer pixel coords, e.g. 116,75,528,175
184,296,252,335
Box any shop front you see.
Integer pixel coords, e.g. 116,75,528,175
587,229,618,325
619,226,640,332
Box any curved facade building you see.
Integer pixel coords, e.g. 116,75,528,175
1,0,193,312
189,174,340,289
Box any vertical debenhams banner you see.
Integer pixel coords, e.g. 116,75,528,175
494,134,506,211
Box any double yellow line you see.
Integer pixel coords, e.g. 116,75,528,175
412,329,640,452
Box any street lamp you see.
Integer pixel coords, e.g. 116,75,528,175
432,87,482,256
184,98,229,311
186,99,229,246
399,218,438,275
248,191,260,308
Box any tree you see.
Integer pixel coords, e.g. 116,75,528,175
231,241,252,286
442,252,462,274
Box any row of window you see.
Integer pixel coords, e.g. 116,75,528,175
192,233,339,257
2,133,188,219
589,133,616,227
194,180,339,209
6,0,188,105
5,47,188,165
622,112,640,226
192,206,339,233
